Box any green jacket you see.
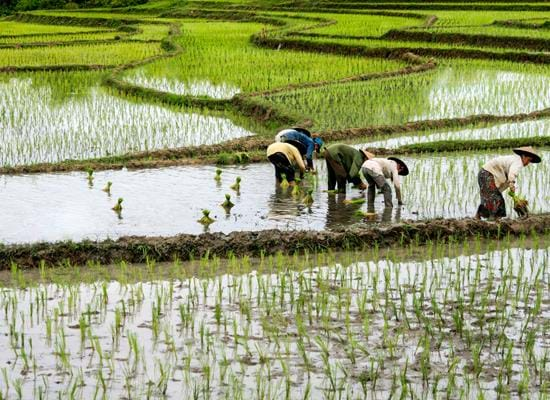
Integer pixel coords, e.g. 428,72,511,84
325,144,365,180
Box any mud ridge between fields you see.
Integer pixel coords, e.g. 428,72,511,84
2,215,549,269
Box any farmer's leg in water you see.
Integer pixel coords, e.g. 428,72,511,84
326,159,336,190
476,169,506,219
364,168,392,207
268,153,292,183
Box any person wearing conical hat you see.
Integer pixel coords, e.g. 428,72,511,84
324,144,374,193
475,147,541,219
361,157,409,208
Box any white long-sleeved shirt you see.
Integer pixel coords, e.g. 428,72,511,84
362,158,401,190
483,155,523,192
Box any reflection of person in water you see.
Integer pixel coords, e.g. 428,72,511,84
266,184,302,224
325,193,364,230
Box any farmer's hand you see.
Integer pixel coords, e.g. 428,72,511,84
358,182,367,191
509,183,516,192
398,201,404,206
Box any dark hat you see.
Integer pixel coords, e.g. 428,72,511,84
291,127,312,137
513,146,541,163
388,157,409,176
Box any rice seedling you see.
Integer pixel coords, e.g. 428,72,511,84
0,21,108,36
198,209,215,226
221,194,235,213
102,181,112,194
0,237,547,398
230,177,241,191
280,173,289,189
214,168,222,182
112,197,123,212
302,188,314,205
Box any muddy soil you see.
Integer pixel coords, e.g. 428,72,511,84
2,214,549,269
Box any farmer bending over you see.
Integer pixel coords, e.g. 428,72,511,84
266,142,306,186
362,157,409,208
325,144,373,193
275,127,324,171
475,146,541,220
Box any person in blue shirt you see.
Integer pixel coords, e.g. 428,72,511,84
275,127,324,171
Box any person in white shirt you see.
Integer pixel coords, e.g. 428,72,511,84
361,157,409,208
475,146,541,219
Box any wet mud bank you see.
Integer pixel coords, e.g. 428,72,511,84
3,215,549,269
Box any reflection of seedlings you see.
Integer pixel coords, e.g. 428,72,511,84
87,168,94,186
198,209,214,226
302,189,314,206
112,198,123,212
230,177,241,192
280,174,289,189
214,169,222,182
292,178,301,196
221,194,234,212
102,181,112,194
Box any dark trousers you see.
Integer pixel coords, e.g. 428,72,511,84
325,152,347,192
268,153,295,182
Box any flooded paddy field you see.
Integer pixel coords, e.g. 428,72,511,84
0,72,259,167
0,238,548,398
266,61,550,131
0,150,548,244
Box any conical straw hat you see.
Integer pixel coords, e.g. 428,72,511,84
513,146,541,163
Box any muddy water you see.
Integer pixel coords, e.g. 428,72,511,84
0,245,547,399
0,150,548,244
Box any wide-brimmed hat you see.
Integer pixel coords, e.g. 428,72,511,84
292,127,311,137
513,146,541,163
388,157,409,176
361,149,375,160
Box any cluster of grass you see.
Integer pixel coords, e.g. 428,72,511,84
0,236,548,398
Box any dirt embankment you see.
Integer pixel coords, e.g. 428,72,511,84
2,215,549,269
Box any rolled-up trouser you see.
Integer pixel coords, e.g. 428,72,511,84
362,167,393,208
268,152,296,182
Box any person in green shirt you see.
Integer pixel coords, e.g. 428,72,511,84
324,144,374,193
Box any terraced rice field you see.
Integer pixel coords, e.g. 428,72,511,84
0,1,549,398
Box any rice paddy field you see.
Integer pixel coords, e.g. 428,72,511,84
1,0,550,398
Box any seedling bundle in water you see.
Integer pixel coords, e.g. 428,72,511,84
280,173,289,189
198,209,214,225
221,193,234,212
230,177,241,192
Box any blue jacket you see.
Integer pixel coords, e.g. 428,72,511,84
278,130,315,167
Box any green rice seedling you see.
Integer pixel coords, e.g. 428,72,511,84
102,181,112,194
197,209,214,226
112,198,123,213
291,178,301,197
221,194,234,213
214,169,222,182
280,174,289,189
302,189,314,206
230,177,241,192
86,168,94,185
